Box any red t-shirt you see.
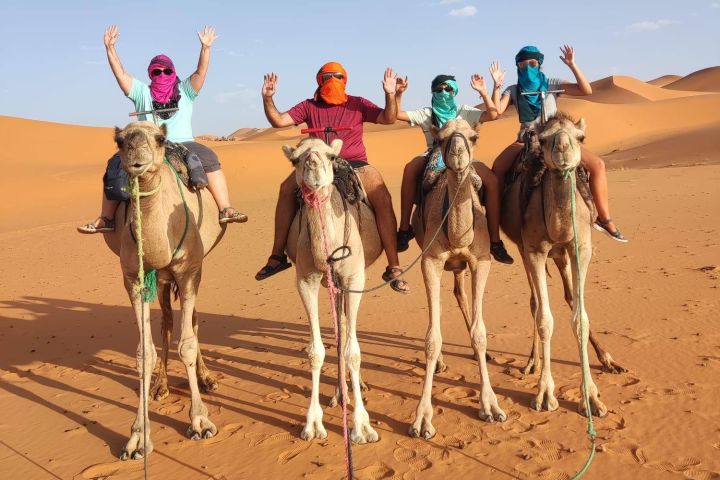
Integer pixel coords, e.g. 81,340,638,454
287,95,383,163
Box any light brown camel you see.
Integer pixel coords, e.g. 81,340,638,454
283,138,382,444
104,122,225,460
409,118,505,439
500,113,608,417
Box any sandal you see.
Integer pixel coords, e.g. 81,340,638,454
255,254,292,281
593,218,628,243
219,207,249,224
382,266,410,294
397,228,415,253
490,241,514,264
77,216,115,234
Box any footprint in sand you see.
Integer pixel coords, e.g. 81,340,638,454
262,389,293,403
246,431,294,447
277,441,311,465
78,460,144,479
157,398,185,415
440,386,477,401
354,462,396,480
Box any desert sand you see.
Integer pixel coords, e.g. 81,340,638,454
1,68,719,479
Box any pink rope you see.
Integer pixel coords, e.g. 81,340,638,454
301,184,354,480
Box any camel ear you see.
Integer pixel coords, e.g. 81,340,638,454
282,145,296,162
575,117,586,133
329,139,343,157
114,127,124,148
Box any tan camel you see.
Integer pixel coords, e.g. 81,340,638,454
409,119,505,439
500,113,607,417
283,138,382,444
104,122,225,460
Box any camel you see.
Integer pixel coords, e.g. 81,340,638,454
283,138,382,444
409,118,505,439
104,122,225,460
500,113,609,417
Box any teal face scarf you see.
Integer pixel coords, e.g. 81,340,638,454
431,79,458,128
517,64,549,123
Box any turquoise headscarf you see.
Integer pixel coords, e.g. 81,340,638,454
431,78,458,128
516,46,549,123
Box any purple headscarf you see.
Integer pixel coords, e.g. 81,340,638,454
147,54,180,104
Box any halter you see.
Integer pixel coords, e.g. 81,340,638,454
441,131,474,177
545,128,580,179
136,175,163,197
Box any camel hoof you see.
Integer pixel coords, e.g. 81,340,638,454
119,450,130,461
151,385,169,401
408,426,421,438
202,428,215,439
532,394,559,412
328,395,339,408
351,425,379,444
602,361,627,374
522,362,537,375
359,380,370,392
434,361,448,374
131,450,144,460
579,398,607,418
300,424,327,441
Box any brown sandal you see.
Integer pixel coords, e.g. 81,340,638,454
77,216,115,234
382,266,410,294
255,254,292,281
219,207,248,224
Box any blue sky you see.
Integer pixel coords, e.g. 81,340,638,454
0,0,718,135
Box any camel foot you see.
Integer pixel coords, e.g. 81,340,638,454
600,355,627,374
150,378,169,401
578,393,607,418
532,388,559,412
300,420,328,441
478,390,506,423
351,411,379,444
522,357,538,375
120,431,153,461
198,373,219,393
409,407,436,440
434,359,448,374
359,378,370,392
485,351,494,362
187,416,217,441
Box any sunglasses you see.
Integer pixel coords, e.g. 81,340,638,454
151,68,174,76
320,72,344,82
433,84,453,93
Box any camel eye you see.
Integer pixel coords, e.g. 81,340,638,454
577,135,585,143
469,135,478,143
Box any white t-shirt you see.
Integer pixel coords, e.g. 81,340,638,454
502,77,565,141
406,105,485,149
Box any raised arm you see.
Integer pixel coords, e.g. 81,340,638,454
376,68,398,124
261,73,295,128
470,73,498,123
558,45,593,96
189,26,217,93
394,76,411,123
104,25,132,96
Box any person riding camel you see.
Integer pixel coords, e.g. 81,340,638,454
77,25,246,234
491,45,628,242
394,65,515,263
255,61,410,294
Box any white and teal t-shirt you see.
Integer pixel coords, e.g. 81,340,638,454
406,105,485,149
127,77,198,143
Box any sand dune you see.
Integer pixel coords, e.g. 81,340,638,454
1,68,720,480
664,66,720,92
646,74,681,87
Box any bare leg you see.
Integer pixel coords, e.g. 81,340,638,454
581,147,622,234
399,156,427,231
357,166,400,267
206,169,231,211
257,173,298,274
491,142,524,196
473,162,503,243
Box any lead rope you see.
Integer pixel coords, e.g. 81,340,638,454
301,186,354,480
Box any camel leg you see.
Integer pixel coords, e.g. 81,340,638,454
297,274,328,441
470,260,506,423
568,245,607,417
150,281,172,401
522,262,541,375
553,255,626,374
525,250,559,412
409,256,444,439
120,276,156,460
452,270,492,364
345,272,379,444
329,298,369,408
193,309,219,392
177,272,217,440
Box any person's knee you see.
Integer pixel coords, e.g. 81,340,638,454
279,176,296,196
583,151,606,173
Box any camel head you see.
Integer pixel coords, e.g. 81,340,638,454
431,118,479,174
282,138,343,192
537,113,586,172
114,121,167,178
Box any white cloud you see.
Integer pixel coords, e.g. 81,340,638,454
625,19,676,32
449,5,476,16
712,2,720,7
440,0,464,4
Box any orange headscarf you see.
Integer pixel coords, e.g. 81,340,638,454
315,61,348,105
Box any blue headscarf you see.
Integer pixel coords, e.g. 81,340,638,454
516,46,549,123
431,77,458,128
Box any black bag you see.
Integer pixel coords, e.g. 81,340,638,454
103,153,130,201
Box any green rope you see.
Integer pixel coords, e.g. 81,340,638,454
164,157,190,260
561,166,597,479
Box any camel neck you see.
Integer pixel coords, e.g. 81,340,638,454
304,186,341,271
543,169,577,244
446,168,475,249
